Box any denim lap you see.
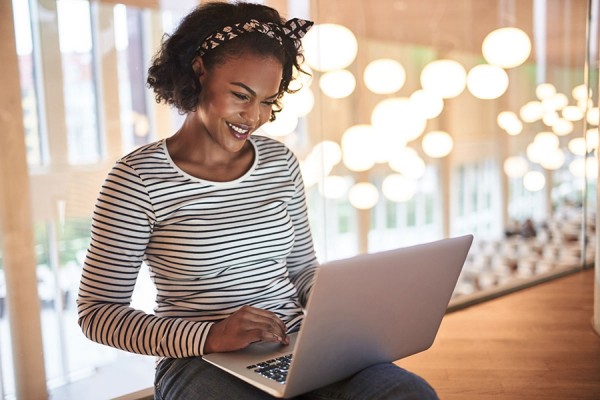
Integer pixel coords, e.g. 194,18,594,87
301,362,439,400
154,357,438,400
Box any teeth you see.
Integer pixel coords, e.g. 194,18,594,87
227,122,250,135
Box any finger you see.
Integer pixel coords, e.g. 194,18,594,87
239,306,288,336
236,307,288,343
248,327,287,344
243,317,287,343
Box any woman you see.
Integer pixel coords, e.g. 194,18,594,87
77,2,438,399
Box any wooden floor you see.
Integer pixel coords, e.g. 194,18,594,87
397,267,600,400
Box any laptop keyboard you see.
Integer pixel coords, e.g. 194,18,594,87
246,354,293,384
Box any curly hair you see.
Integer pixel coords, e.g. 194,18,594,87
146,1,309,121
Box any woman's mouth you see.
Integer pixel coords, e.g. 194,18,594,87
227,122,251,140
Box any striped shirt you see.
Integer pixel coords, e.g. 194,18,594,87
77,135,318,358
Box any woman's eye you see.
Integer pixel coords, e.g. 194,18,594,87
232,92,249,101
262,101,276,107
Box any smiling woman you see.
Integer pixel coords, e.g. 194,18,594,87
4,0,598,398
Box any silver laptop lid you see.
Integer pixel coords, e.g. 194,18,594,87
283,234,473,397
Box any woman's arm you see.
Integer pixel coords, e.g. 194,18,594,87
76,160,213,357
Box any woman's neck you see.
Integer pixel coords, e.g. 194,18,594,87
165,114,255,182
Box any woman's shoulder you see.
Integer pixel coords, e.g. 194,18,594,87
252,134,285,147
252,134,294,158
119,139,167,166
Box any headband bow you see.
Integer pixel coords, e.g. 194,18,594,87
198,18,314,57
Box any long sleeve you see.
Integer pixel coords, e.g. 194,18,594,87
76,160,212,357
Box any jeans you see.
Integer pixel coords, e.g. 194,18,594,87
154,357,439,400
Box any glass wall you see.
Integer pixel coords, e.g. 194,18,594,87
1,0,598,398
293,0,598,303
5,0,194,397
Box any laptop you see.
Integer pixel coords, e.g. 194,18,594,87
203,234,473,398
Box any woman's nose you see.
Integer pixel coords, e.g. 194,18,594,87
241,102,260,125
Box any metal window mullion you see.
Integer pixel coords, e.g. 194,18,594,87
89,0,107,161
28,0,50,166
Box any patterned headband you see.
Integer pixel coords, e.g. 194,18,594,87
197,18,314,57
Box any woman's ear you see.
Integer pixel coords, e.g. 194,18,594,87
192,56,206,79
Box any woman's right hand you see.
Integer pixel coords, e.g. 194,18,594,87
203,305,289,354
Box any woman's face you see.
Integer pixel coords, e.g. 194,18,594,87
197,52,283,154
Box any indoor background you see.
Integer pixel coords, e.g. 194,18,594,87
0,0,598,399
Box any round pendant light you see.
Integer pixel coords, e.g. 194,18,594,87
534,131,560,149
568,137,586,156
420,59,467,99
562,105,584,121
312,140,343,169
348,182,379,210
388,147,426,179
341,124,377,172
260,108,298,136
363,59,406,94
382,174,416,202
520,101,544,123
504,156,529,178
552,119,574,136
371,97,427,142
409,89,444,120
523,171,546,191
587,128,599,150
572,84,589,102
540,148,565,170
319,69,356,99
319,175,350,199
497,111,523,135
422,130,454,158
466,64,509,99
282,88,315,117
303,24,358,72
587,107,600,125
536,83,557,100
482,27,531,68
